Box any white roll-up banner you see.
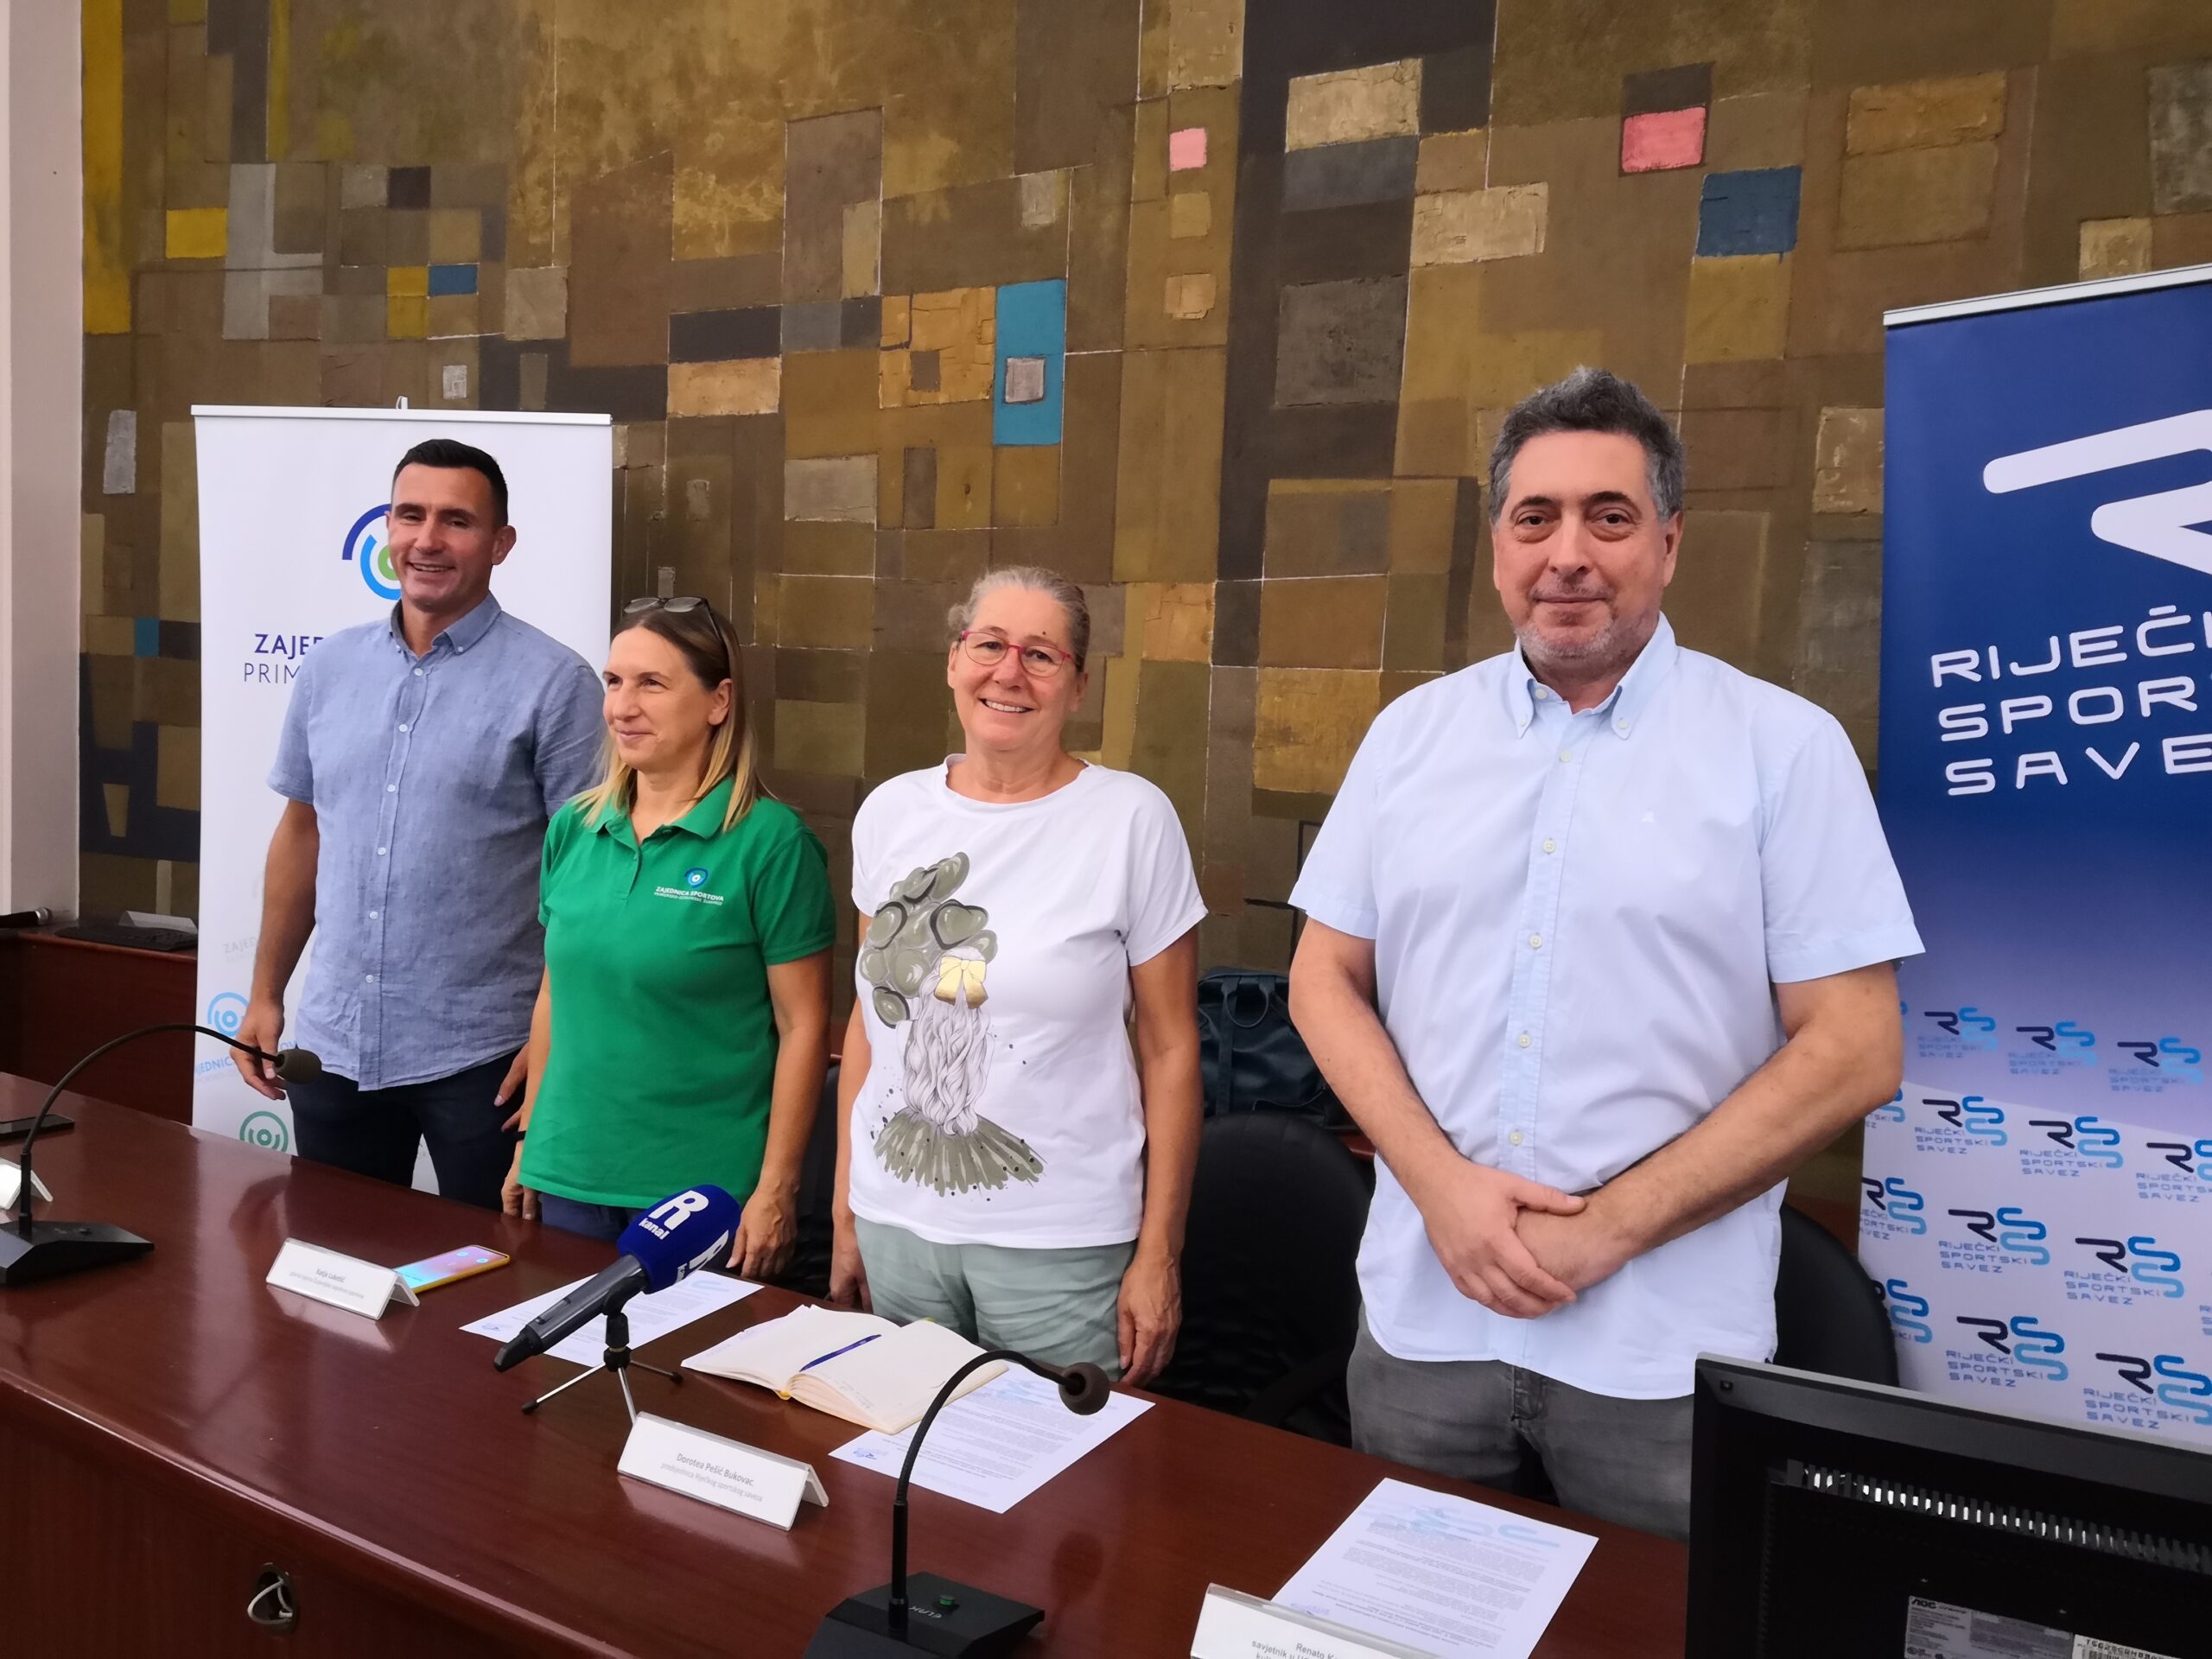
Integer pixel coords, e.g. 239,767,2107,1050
1871,268,2212,1444
192,407,612,1179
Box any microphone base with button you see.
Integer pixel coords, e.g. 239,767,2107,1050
807,1350,1112,1657
804,1572,1041,1658
519,1305,681,1425
0,1218,152,1287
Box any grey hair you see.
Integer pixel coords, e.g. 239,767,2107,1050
1486,366,1686,523
946,565,1091,671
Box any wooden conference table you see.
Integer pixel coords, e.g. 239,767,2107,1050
0,1084,1687,1656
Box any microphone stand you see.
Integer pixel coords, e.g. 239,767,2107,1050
2,1023,315,1287
519,1295,682,1423
807,1349,1110,1657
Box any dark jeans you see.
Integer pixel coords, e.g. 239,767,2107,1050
288,1051,518,1211
537,1195,645,1243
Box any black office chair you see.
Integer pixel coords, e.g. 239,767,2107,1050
1772,1201,1898,1385
1147,1112,1373,1446
771,1060,840,1300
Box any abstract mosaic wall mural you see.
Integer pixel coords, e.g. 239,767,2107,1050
80,0,2212,992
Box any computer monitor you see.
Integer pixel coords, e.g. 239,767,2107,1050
1688,1356,2212,1658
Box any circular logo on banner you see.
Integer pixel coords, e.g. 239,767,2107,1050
341,503,402,602
206,991,248,1035
684,867,709,889
238,1110,290,1154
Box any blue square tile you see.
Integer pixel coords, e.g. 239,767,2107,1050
993,279,1065,447
428,263,479,297
1696,167,1801,257
133,617,160,658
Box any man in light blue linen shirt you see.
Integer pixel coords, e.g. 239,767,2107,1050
1287,368,1920,1540
232,439,603,1210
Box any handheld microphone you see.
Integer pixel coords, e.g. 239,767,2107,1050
493,1185,739,1370
0,907,52,929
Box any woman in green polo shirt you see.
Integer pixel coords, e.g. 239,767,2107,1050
503,596,835,1278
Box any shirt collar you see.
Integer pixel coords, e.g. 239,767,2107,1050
386,592,504,658
1504,613,1680,740
594,775,736,843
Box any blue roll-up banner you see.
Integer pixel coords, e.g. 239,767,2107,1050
1871,266,2212,1443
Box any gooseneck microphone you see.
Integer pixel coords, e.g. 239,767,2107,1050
0,1022,324,1287
806,1351,1113,1656
493,1185,741,1371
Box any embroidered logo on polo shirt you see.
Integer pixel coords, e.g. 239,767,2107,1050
656,868,724,906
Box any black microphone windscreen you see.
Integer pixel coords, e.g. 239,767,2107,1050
274,1047,323,1083
1058,1362,1111,1415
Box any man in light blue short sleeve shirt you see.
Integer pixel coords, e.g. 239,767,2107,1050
1289,369,1921,1540
234,439,603,1210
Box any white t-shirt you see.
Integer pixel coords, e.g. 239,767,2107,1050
847,760,1207,1249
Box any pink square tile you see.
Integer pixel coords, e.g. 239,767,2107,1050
1168,126,1209,172
1621,106,1707,174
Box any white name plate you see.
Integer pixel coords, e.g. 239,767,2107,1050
618,1412,828,1531
0,1158,52,1211
264,1239,418,1319
1192,1586,1436,1659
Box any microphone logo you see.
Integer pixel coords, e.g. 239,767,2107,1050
641,1189,711,1236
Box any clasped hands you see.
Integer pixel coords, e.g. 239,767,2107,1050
1412,1158,1636,1319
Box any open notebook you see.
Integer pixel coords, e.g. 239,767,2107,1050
681,1305,1006,1434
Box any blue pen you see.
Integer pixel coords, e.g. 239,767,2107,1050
797,1332,883,1374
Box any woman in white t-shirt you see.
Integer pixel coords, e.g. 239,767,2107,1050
829,567,1205,1384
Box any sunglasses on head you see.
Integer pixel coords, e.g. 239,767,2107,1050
624,595,709,615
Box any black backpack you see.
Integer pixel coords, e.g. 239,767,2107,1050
1195,969,1350,1129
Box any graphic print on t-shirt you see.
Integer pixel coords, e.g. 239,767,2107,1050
859,851,1044,1194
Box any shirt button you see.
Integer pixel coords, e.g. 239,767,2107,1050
1529,933,1542,950
364,973,375,982
1509,1130,1525,1146
1516,1033,1531,1049
386,784,397,792
1541,838,1556,855
1559,750,1572,763
398,722,409,733
1617,720,1630,734
377,847,387,856
368,910,378,919
413,668,423,677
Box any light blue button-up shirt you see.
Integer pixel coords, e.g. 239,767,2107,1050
269,594,604,1090
1293,616,1923,1396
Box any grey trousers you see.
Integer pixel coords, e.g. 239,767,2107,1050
854,1216,1135,1377
1348,1315,1694,1541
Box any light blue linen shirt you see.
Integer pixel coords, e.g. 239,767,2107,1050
1292,616,1923,1397
269,594,604,1090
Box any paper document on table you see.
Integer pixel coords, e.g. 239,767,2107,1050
1274,1477,1595,1659
461,1272,760,1368
828,1367,1150,1513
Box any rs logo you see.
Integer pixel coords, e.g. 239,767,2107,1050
1955,1314,2068,1380
2016,1020,2094,1053
1948,1205,2049,1264
1983,408,2212,576
1929,1095,2005,1144
2027,1115,2125,1167
1923,1008,1998,1046
2113,1037,2203,1083
2074,1235,2185,1297
1869,1089,1906,1124
1859,1176,1926,1234
2094,1353,2212,1424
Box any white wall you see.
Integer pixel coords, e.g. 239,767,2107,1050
0,0,82,914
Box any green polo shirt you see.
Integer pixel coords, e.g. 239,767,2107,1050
519,779,836,1208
